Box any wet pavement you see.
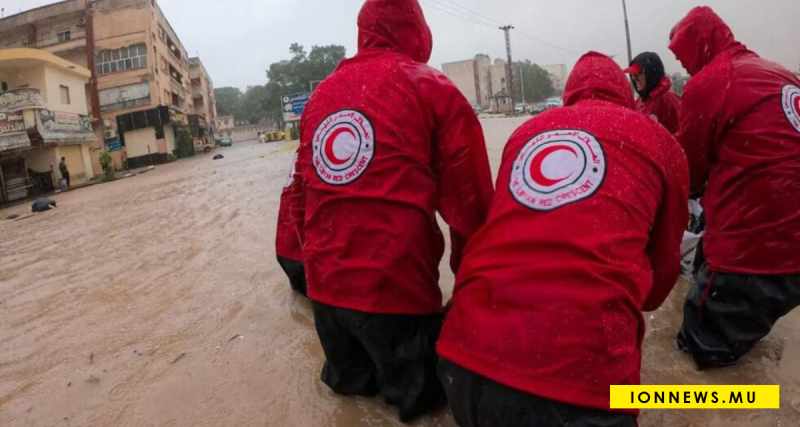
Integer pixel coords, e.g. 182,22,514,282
1,118,799,426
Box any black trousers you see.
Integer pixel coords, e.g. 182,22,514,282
277,256,307,296
438,360,636,427
678,263,800,369
312,302,445,423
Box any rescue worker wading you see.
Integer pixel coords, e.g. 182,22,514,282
276,0,494,422
625,52,682,133
671,7,800,370
436,52,689,427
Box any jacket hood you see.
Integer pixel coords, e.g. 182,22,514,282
357,0,433,63
669,6,740,76
629,52,665,99
563,52,634,109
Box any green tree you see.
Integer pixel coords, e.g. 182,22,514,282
214,44,345,126
214,87,243,117
263,44,346,124
238,85,273,124
513,61,556,103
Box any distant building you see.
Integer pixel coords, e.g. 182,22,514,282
0,48,96,203
215,115,234,136
442,55,510,112
541,64,568,92
0,0,217,170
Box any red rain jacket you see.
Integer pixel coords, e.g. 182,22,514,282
275,0,494,315
670,7,800,275
437,52,689,412
637,76,681,134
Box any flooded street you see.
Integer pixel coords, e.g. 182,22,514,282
2,118,799,427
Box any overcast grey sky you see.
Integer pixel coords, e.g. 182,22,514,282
4,0,799,89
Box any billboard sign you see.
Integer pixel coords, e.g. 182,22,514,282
282,93,309,122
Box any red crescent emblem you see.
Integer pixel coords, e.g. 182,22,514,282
794,96,800,116
529,145,578,187
324,127,356,165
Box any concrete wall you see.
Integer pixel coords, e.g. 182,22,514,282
0,65,47,93
164,124,175,154
58,144,87,182
490,60,507,97
125,127,156,158
43,64,89,115
442,59,478,107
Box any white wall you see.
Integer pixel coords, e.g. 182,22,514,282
43,65,89,115
125,127,157,158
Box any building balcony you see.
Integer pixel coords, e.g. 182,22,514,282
1,49,95,153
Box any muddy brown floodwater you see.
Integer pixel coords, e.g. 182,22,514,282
1,117,800,427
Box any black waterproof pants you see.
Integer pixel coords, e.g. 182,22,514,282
438,360,636,427
277,256,307,296
678,263,800,369
312,302,445,423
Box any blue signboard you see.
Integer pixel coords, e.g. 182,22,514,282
282,93,310,122
291,94,309,115
105,137,123,152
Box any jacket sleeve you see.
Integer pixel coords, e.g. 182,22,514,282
675,72,728,194
643,137,690,311
275,135,308,293
658,92,682,135
427,77,495,274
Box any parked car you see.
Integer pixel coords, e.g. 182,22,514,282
544,97,563,110
216,136,233,147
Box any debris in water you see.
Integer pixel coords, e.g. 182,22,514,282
171,352,187,364
6,214,19,220
213,154,225,160
31,198,57,213
228,334,243,343
89,353,94,364
86,375,101,384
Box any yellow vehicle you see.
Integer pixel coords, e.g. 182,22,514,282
261,131,286,142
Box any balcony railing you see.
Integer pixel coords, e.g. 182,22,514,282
0,88,45,112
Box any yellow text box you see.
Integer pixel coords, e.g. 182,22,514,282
610,385,780,410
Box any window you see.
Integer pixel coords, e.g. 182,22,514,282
57,31,71,43
95,43,148,75
1,81,7,92
60,85,71,105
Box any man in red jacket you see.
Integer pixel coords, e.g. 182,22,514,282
275,0,494,421
670,6,800,370
625,52,681,133
436,52,688,427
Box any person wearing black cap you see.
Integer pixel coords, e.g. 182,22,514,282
625,52,681,133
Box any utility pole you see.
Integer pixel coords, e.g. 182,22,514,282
622,0,633,64
499,25,515,106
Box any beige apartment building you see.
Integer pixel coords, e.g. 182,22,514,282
0,0,216,171
188,57,216,150
0,48,96,203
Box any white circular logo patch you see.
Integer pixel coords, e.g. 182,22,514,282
510,130,606,211
312,110,375,185
782,85,800,133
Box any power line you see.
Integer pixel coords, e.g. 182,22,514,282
422,0,582,57
423,0,497,30
434,0,502,27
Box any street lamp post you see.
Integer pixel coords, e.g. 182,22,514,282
622,0,633,64
519,64,527,109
